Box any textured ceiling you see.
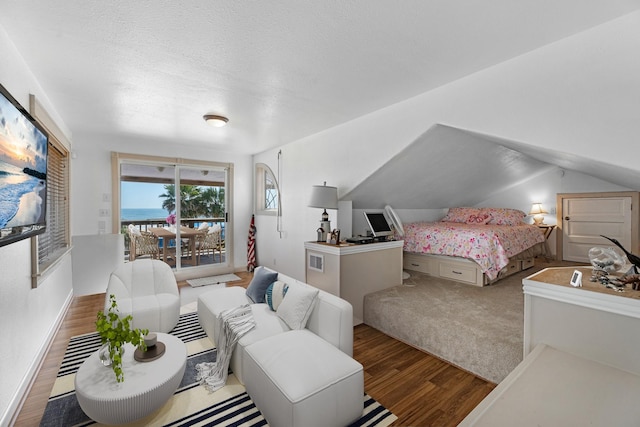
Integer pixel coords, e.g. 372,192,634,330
1,1,639,154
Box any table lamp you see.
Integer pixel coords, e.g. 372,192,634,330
309,181,338,242
529,203,548,225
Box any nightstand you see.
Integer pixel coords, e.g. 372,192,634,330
536,224,556,240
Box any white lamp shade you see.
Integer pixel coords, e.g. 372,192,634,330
308,183,338,209
528,203,548,215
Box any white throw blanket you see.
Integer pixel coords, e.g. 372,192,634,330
196,304,256,392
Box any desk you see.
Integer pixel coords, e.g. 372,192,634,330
304,240,403,325
149,227,204,266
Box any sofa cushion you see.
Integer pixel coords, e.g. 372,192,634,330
277,281,319,330
246,266,278,303
243,329,364,427
233,304,290,383
266,280,288,311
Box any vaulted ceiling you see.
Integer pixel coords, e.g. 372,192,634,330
1,1,639,155
343,125,640,209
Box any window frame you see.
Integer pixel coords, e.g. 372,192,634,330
29,95,72,288
111,152,234,277
255,163,280,216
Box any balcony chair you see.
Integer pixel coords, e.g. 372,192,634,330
127,224,160,261
195,225,222,264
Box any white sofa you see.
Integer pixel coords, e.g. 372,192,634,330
197,266,363,427
105,259,180,333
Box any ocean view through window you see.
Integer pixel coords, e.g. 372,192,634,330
113,153,233,274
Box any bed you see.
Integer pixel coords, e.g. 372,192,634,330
399,207,546,286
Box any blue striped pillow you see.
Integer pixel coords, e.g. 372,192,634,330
265,281,289,311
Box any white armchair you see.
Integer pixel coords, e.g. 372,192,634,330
105,259,180,333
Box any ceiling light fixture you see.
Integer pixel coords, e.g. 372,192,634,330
203,114,229,127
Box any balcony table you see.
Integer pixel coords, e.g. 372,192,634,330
148,226,204,266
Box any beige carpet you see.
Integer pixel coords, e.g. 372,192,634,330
363,258,582,384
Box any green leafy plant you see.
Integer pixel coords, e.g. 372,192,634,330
95,294,148,382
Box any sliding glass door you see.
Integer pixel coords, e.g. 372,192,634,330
113,153,233,277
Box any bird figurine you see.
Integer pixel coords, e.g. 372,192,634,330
600,235,640,274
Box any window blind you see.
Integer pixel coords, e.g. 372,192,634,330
37,140,69,267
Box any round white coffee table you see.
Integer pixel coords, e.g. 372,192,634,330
74,332,187,424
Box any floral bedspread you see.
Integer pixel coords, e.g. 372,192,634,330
402,221,545,279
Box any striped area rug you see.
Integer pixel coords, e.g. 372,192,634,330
41,312,396,427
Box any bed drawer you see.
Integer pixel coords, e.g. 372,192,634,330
520,258,535,270
439,262,478,284
498,260,521,279
403,254,431,274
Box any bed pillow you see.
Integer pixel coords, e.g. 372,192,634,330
276,282,319,330
441,207,481,223
483,208,526,226
246,267,278,303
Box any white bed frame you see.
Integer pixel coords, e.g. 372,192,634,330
403,252,534,287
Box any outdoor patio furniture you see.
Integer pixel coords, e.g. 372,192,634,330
195,226,222,264
127,224,160,261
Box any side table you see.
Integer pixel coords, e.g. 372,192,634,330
75,332,187,424
537,224,556,240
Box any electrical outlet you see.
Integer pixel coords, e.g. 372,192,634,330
99,208,109,217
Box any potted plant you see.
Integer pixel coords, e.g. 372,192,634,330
95,294,148,382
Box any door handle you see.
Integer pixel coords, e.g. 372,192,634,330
564,216,570,220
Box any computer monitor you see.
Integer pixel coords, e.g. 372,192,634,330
363,212,394,238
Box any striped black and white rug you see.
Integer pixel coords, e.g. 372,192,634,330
41,311,396,426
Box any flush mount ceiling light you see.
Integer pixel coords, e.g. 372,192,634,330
203,114,229,127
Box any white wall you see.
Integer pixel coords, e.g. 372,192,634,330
70,132,254,273
0,26,74,425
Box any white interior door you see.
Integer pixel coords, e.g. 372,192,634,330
562,197,631,262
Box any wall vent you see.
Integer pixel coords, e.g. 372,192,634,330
308,253,324,272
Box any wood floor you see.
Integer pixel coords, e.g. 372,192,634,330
14,271,494,427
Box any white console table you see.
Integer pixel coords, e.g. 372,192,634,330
304,240,403,325
522,266,640,374
460,266,640,425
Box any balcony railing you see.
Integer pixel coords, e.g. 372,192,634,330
121,217,226,266
121,217,225,232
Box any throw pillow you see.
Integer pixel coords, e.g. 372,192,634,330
466,212,491,225
198,222,209,231
441,207,481,223
246,267,278,304
128,224,141,236
265,281,289,311
276,282,319,330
